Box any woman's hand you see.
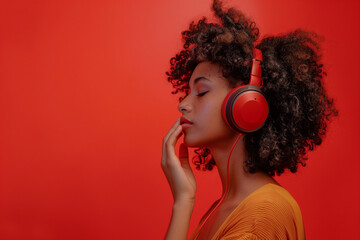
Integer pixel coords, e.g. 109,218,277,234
161,117,197,204
162,118,197,239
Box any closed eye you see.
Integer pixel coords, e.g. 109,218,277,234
197,91,209,97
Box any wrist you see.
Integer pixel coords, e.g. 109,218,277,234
166,200,194,240
173,199,195,211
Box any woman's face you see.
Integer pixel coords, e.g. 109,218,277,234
178,61,237,148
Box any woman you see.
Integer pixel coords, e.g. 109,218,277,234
161,0,337,239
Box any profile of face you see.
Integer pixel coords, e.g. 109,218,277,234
178,61,238,148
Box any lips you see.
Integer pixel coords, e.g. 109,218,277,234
180,117,193,125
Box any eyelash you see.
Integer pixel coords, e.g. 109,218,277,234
197,91,209,97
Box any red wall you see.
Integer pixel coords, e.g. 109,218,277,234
0,0,359,239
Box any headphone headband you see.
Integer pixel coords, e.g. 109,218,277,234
221,47,269,133
249,48,263,87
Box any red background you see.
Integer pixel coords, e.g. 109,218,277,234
0,0,359,239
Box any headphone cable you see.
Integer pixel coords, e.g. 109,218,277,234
190,133,243,240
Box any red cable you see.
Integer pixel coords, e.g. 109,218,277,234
190,133,243,240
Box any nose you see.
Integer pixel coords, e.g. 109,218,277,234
178,96,192,114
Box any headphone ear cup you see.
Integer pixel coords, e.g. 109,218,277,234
222,85,269,133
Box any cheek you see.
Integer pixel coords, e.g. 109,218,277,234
199,99,224,123
183,99,234,147
197,101,216,120
196,100,229,134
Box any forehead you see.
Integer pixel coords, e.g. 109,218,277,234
189,61,225,86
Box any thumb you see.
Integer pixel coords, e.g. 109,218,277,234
179,143,190,168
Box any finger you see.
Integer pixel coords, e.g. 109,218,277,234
163,117,181,144
162,124,183,168
165,125,183,159
179,143,195,191
179,143,191,168
162,117,180,163
179,143,189,165
179,143,191,170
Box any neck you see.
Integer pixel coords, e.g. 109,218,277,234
209,134,276,202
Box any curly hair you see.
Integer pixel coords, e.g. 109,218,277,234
166,0,338,176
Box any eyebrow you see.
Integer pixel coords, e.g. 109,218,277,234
193,76,211,85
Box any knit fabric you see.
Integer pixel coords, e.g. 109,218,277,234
192,183,305,240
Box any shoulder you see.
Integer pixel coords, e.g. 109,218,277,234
245,184,298,214
216,184,304,239
242,184,302,224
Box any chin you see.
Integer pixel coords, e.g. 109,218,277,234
183,138,198,148
183,134,202,148
183,134,213,148
183,130,236,149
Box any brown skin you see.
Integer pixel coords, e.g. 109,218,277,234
162,61,280,240
167,0,338,175
178,62,234,149
162,117,196,240
164,1,338,238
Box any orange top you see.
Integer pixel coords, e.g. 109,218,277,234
192,183,305,240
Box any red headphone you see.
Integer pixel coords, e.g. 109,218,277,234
221,48,269,133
